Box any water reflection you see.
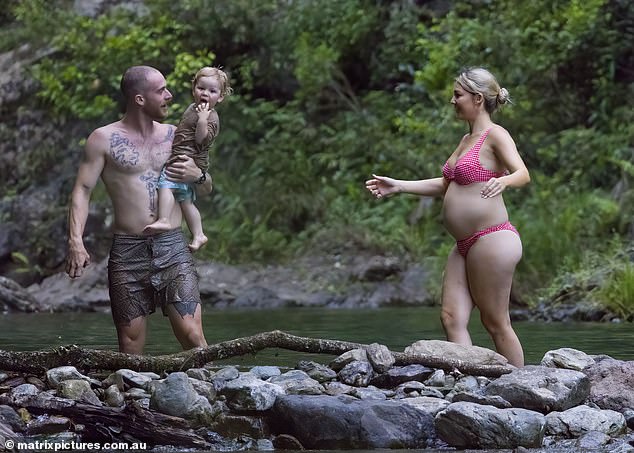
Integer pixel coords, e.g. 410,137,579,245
0,307,632,366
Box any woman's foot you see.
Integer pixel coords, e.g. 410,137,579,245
189,235,208,252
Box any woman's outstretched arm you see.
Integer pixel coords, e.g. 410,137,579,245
365,174,448,199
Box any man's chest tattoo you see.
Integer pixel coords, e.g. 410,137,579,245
161,127,175,144
140,171,158,213
110,133,139,167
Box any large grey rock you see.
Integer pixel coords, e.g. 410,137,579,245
151,372,197,415
295,360,337,383
268,370,324,395
329,349,368,371
541,348,596,370
0,45,42,107
220,374,284,411
249,366,281,380
0,420,22,448
576,431,613,450
370,364,435,388
366,343,395,373
11,384,39,398
272,394,435,449
0,405,24,432
338,361,374,387
28,259,109,311
405,339,508,366
189,377,217,404
57,380,101,406
484,365,590,413
0,276,38,312
104,384,125,407
435,401,546,449
546,405,626,437
104,369,153,391
47,366,100,388
583,357,634,412
150,372,214,425
350,386,387,401
445,375,481,401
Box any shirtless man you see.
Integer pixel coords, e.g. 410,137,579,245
65,65,211,354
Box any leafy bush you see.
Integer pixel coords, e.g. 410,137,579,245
595,262,634,320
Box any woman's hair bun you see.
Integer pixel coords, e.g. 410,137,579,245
497,87,510,104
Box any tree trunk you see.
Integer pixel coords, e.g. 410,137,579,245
0,330,514,377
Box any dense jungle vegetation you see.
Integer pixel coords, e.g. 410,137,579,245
1,0,633,310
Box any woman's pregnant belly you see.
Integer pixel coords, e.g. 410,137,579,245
442,182,510,240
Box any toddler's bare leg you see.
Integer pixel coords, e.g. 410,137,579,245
143,187,176,234
181,200,208,251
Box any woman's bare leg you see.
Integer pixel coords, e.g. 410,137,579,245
144,187,177,234
181,200,208,251
466,230,524,367
440,247,475,345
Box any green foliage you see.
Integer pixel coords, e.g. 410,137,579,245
0,0,72,51
10,251,41,275
4,0,633,307
515,173,620,291
29,7,187,119
595,262,634,320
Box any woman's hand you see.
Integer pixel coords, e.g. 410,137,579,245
481,177,507,198
365,174,401,199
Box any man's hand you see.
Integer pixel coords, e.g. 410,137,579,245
66,244,91,278
165,155,201,184
166,155,213,195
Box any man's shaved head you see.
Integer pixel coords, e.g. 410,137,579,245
120,65,160,100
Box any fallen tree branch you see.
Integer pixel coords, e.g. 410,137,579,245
0,330,514,377
0,392,209,449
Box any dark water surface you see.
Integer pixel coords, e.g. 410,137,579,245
1,307,633,366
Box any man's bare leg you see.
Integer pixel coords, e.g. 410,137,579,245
165,303,208,350
181,200,208,252
144,187,177,234
115,316,148,354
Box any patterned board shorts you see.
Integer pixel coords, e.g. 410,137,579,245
107,228,201,326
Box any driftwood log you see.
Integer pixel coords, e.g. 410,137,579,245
0,392,209,448
0,330,514,377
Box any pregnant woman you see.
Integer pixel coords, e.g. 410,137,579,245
365,67,530,367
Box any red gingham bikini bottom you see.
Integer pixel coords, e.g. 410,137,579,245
456,221,519,257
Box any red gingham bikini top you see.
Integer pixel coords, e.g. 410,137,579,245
442,128,506,185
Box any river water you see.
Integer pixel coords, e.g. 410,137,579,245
1,307,632,366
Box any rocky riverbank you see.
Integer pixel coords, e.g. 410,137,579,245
0,252,613,323
0,342,632,452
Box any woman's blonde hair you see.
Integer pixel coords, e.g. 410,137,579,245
192,66,233,97
456,67,510,114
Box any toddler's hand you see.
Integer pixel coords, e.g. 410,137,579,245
195,102,211,120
